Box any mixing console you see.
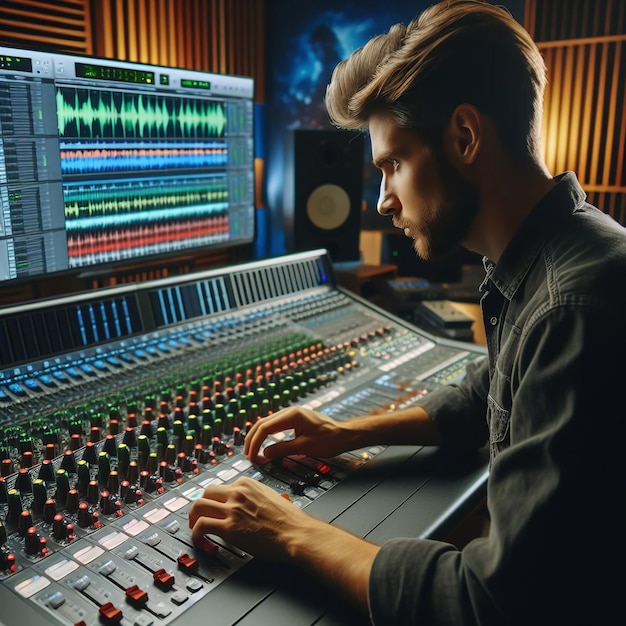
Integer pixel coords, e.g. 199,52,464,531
0,249,487,625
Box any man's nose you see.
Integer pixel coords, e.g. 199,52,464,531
377,177,396,216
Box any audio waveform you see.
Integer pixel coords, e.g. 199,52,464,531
63,176,228,219
56,87,228,139
66,215,230,263
60,141,228,174
64,203,228,229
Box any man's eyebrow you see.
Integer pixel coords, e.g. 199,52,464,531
372,152,394,168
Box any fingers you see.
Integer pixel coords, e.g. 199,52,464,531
188,486,227,527
190,513,229,546
243,408,298,461
188,484,236,546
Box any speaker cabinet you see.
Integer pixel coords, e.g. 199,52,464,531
284,129,364,263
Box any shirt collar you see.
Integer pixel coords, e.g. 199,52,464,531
480,172,587,300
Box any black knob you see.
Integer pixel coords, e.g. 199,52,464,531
15,468,33,493
25,526,43,555
18,509,34,536
38,459,56,482
77,502,92,528
43,499,57,525
52,514,67,541
66,489,80,515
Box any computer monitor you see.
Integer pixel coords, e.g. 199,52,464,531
0,45,255,285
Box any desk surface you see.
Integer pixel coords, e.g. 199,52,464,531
449,301,486,346
172,445,489,625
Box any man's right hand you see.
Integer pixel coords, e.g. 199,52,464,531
243,407,357,463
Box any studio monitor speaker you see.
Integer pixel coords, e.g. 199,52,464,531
284,129,364,263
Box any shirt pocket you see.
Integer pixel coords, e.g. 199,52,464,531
487,394,511,466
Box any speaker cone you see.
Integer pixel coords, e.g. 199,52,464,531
305,183,350,230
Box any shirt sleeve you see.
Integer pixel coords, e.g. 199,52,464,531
419,354,490,449
368,303,624,626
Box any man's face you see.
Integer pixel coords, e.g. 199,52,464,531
370,112,479,262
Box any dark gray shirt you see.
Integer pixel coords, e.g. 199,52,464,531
369,172,626,625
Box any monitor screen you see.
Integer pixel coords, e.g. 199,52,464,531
0,46,255,284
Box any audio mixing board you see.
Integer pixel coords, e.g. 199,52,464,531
0,249,488,625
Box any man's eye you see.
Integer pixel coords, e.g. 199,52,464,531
390,159,399,171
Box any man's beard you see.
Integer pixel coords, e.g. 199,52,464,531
397,154,480,262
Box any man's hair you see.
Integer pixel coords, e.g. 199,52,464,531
325,0,547,164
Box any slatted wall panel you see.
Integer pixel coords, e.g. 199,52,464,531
89,0,265,102
525,0,626,224
0,0,92,54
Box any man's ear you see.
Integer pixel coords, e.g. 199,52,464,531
445,103,481,165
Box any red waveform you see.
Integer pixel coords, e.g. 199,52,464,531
60,147,228,160
67,215,229,257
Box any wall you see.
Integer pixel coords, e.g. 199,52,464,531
526,0,625,223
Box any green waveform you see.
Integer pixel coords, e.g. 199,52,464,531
56,87,228,139
64,180,228,219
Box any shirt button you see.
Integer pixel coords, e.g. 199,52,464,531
490,316,498,325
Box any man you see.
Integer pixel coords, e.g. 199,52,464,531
189,1,625,623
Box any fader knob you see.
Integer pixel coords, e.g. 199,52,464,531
18,510,34,536
87,480,99,503
15,468,33,493
146,453,158,474
69,433,82,451
98,452,111,486
187,415,200,434
21,450,35,468
102,435,117,457
77,460,91,495
1,458,13,477
56,470,70,506
123,426,137,448
38,459,56,482
201,424,213,446
107,470,120,495
157,413,171,430
7,489,22,522
165,444,177,465
43,499,57,525
99,490,115,515
117,444,130,478
159,461,175,482
60,449,78,474
52,514,67,541
126,461,139,484
156,428,169,451
140,470,156,493
53,514,74,542
32,479,48,510
124,485,139,505
66,489,80,515
183,434,195,456
25,526,43,555
137,436,151,469
172,420,186,442
77,502,93,527
140,421,154,437
89,426,101,443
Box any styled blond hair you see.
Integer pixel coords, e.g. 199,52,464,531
325,0,547,163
